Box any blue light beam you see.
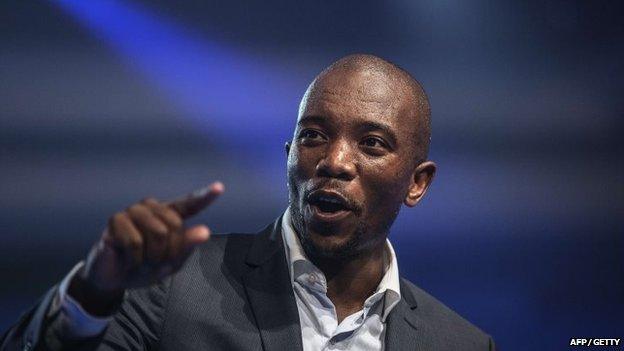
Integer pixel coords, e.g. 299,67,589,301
51,0,303,141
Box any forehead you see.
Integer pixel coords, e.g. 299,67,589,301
298,69,413,128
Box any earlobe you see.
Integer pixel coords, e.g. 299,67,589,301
404,161,436,207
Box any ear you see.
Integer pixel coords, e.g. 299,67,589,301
285,141,291,157
404,161,436,207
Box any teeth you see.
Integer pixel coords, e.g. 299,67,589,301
319,195,342,204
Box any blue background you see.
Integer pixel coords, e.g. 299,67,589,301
1,1,622,349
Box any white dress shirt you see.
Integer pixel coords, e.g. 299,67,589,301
281,208,401,351
56,209,402,350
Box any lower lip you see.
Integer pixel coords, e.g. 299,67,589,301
308,204,352,222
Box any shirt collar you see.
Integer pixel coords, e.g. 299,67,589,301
281,207,402,321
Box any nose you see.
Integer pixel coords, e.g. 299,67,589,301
315,139,357,181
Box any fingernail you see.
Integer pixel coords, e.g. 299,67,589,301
199,226,210,239
212,181,225,193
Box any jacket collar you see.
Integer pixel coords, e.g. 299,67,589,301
242,215,304,351
243,216,420,351
244,215,284,267
384,279,420,349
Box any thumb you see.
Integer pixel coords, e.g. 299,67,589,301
162,225,210,275
184,225,211,249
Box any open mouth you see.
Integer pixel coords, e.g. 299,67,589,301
312,197,347,213
306,191,353,220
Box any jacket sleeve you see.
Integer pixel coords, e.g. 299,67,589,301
0,286,57,351
1,281,169,351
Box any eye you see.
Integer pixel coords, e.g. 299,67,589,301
360,136,388,149
299,129,322,139
359,136,391,156
297,129,327,145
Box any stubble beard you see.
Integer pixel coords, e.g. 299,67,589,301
288,190,392,262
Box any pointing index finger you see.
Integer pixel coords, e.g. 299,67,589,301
168,182,225,219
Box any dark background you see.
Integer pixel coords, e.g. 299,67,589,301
1,1,623,349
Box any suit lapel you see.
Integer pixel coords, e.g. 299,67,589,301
385,280,420,350
242,217,303,351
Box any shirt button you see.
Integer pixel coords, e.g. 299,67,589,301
307,274,317,284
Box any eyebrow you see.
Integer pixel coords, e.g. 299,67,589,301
297,115,327,126
358,121,398,146
358,120,394,135
298,115,398,146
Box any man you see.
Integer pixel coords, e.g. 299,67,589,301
1,54,495,350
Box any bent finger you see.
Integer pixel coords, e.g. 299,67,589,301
108,212,144,266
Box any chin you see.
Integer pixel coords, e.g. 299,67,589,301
290,203,376,259
299,226,363,259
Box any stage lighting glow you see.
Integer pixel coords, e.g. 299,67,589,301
51,0,301,142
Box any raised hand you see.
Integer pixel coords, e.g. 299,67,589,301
68,182,224,316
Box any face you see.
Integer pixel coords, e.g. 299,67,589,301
286,68,435,260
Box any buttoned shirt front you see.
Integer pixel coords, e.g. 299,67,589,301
281,208,402,351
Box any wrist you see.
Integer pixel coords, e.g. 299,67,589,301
67,267,125,317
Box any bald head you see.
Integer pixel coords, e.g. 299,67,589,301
286,54,437,260
299,54,431,161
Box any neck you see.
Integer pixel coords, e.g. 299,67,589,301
309,241,387,321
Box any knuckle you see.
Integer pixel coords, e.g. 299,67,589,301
127,204,144,214
128,237,144,250
152,225,170,238
141,197,159,205
164,210,183,228
109,212,126,226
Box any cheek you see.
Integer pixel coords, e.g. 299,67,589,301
287,146,306,174
362,159,411,207
287,146,318,191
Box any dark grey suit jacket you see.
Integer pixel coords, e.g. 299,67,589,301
1,218,495,351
